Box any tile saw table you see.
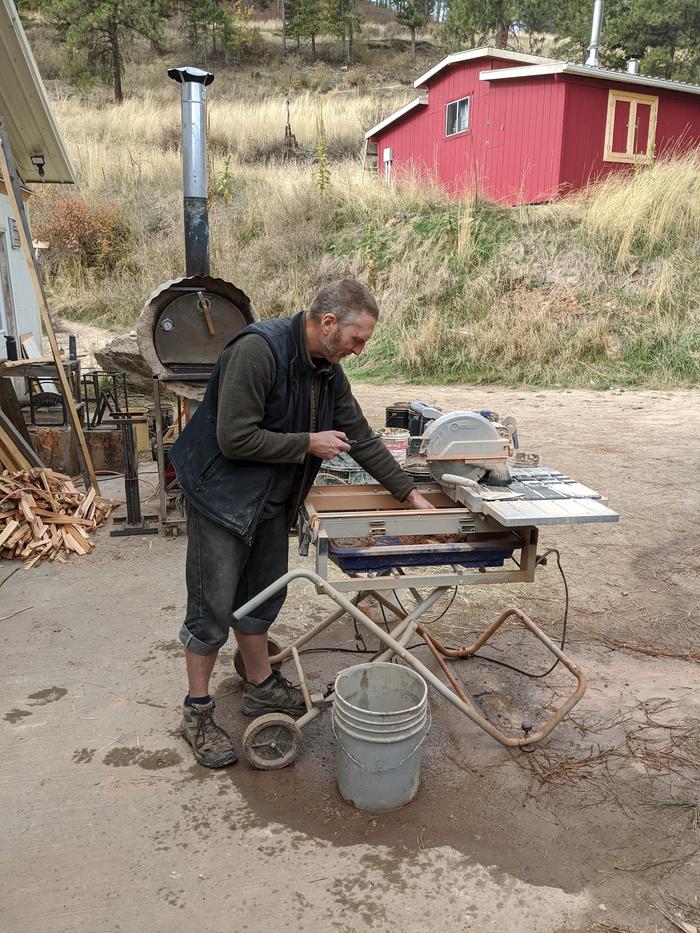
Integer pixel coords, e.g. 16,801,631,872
232,411,619,770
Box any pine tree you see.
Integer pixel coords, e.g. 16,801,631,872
182,0,252,63
323,0,362,65
288,0,322,60
396,0,433,55
40,0,167,102
443,0,564,52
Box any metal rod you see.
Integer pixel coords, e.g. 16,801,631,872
290,646,313,712
168,66,214,277
121,419,142,525
585,0,604,67
269,604,349,665
233,569,587,748
372,587,450,662
153,377,168,534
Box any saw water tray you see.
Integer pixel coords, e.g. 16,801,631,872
328,532,521,575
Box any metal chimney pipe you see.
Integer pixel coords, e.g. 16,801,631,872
585,0,604,67
167,66,215,277
626,58,640,74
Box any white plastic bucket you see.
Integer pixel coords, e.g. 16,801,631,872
379,428,410,463
333,662,429,812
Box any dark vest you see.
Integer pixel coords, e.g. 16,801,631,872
169,312,338,541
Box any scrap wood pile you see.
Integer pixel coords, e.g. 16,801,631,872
0,468,116,568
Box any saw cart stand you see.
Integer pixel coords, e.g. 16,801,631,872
234,450,618,770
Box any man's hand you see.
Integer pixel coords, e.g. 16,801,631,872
405,489,436,510
308,430,351,460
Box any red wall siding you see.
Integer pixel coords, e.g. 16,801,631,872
559,77,700,191
370,58,700,203
371,56,566,204
475,74,566,202
371,104,433,185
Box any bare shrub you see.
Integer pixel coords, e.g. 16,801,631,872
33,192,131,278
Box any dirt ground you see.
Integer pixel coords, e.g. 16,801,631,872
2,384,699,933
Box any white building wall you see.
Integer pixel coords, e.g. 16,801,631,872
0,191,42,362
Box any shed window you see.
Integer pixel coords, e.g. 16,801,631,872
604,90,658,164
445,97,470,137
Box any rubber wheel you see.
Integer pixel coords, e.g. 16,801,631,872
243,713,301,770
233,637,282,680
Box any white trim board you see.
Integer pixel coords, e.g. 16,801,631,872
365,96,428,140
414,47,553,89
480,62,700,98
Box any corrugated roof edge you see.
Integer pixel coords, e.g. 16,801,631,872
364,96,428,139
0,0,75,183
481,61,700,97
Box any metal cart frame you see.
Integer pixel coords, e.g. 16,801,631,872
235,484,587,770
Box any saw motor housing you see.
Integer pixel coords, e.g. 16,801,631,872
422,411,514,487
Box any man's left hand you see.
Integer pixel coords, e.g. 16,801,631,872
404,489,436,510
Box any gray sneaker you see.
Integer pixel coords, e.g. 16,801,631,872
180,699,238,768
242,671,307,718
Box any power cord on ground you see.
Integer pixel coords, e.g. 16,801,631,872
297,548,569,682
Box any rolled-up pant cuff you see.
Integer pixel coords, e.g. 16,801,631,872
231,613,277,635
179,623,227,656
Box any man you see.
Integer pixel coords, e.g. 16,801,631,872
170,279,434,768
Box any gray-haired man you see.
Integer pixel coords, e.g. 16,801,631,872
170,279,434,767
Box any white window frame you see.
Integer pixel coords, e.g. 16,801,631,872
603,90,659,164
445,96,470,137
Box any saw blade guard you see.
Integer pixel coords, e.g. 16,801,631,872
422,411,513,487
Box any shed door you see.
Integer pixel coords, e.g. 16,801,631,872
633,103,653,155
0,231,18,338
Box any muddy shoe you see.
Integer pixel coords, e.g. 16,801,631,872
180,699,238,768
242,671,307,718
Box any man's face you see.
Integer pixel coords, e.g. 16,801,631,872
320,311,376,363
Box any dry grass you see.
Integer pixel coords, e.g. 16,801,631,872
51,88,411,173
33,83,700,386
516,698,700,798
580,149,700,265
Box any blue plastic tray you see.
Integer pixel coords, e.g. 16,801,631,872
328,533,520,574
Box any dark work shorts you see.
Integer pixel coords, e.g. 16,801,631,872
179,504,289,655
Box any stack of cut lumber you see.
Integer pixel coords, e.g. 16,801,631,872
0,468,115,568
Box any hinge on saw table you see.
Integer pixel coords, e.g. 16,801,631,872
369,520,386,537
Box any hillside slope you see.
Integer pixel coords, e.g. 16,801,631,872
29,58,700,389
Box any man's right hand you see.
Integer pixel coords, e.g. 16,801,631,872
308,430,351,460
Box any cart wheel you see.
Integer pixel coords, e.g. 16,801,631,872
243,713,301,770
233,638,282,680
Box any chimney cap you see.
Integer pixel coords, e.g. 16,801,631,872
167,66,215,86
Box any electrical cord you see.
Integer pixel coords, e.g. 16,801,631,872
392,581,458,627
458,548,568,678
297,549,569,681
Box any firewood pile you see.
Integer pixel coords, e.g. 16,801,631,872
0,468,116,568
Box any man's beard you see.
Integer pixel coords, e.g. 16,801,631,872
322,327,341,359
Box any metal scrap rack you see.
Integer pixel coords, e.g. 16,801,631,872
233,477,619,770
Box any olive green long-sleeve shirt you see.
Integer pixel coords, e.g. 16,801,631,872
216,332,413,501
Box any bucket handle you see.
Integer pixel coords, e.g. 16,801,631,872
332,707,431,774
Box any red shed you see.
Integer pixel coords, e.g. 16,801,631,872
364,47,700,204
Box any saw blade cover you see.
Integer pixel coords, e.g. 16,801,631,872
422,411,512,485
